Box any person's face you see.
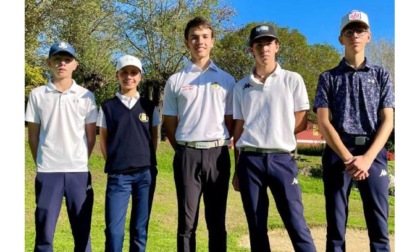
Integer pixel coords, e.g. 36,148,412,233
47,53,78,79
184,25,214,61
250,37,279,66
339,22,371,53
116,65,142,93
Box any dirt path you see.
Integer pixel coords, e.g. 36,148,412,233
239,227,395,251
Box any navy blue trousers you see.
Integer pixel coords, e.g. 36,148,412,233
237,152,316,252
105,168,152,252
34,172,93,252
173,145,230,252
323,145,390,252
147,166,158,231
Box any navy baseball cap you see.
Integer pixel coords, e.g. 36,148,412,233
249,24,278,46
49,41,77,58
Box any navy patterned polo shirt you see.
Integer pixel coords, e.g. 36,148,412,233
313,57,395,135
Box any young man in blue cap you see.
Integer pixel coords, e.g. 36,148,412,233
232,24,316,252
97,54,160,252
25,41,98,252
313,10,394,251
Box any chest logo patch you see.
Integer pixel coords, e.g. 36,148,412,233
243,83,252,90
181,85,194,91
211,82,220,90
139,113,149,122
367,78,375,84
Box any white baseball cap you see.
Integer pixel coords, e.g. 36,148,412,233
116,55,143,72
340,10,369,33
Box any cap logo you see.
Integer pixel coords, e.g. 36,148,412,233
256,26,269,32
349,11,362,20
58,42,68,49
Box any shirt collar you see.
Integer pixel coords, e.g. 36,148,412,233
338,57,372,71
46,79,79,93
186,59,219,73
249,62,281,85
116,91,140,101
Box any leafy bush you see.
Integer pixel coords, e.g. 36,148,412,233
297,145,325,156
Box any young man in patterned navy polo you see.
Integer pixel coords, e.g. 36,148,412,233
313,10,395,252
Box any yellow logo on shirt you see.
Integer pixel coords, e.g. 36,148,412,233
139,113,149,122
211,82,220,90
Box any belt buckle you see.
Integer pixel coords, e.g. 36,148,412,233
195,142,210,149
355,136,367,146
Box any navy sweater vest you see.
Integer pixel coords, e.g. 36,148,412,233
101,97,157,173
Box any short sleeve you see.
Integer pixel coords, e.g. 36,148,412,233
225,75,235,115
162,79,178,116
85,92,98,124
25,91,40,124
313,73,330,113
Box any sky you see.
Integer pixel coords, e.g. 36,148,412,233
0,1,418,250
227,0,394,52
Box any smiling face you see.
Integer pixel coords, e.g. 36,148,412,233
47,53,78,80
250,37,279,66
339,22,371,54
184,25,215,62
116,65,142,95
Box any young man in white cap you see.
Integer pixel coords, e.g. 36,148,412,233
25,41,98,252
313,10,394,251
232,24,316,252
162,16,235,252
97,55,160,252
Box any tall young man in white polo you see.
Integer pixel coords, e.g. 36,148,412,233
232,24,316,252
162,16,235,252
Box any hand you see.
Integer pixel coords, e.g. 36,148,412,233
232,172,240,191
345,155,373,180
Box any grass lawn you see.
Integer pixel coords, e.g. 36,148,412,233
25,134,395,251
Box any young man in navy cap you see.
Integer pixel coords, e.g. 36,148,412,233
25,41,98,251
97,54,160,252
313,10,394,251
232,24,316,252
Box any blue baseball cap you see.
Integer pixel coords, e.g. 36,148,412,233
49,41,77,58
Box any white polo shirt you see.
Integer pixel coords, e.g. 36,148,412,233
162,60,235,142
25,81,98,172
233,63,310,152
96,91,161,128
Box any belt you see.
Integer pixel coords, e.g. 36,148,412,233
177,139,230,149
240,147,290,154
340,135,372,146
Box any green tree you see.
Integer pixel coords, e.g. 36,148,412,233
25,0,123,105
366,38,395,84
25,0,49,65
25,63,47,106
366,38,395,152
